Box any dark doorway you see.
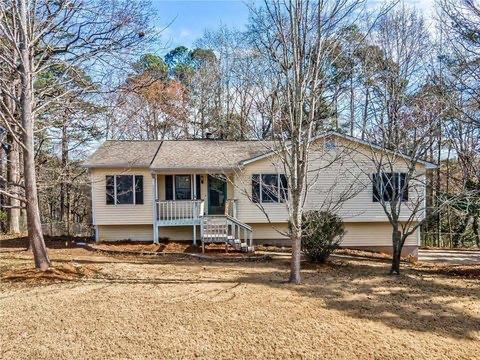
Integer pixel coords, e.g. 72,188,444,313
208,175,227,215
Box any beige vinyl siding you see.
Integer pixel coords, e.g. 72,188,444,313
234,161,289,223
91,168,153,225
98,225,153,241
342,222,419,247
304,138,426,222
159,226,197,241
248,221,418,247
250,223,289,239
235,138,427,224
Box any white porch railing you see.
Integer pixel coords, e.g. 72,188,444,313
156,200,205,222
200,215,253,252
224,199,238,218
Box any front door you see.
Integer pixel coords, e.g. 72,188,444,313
208,175,227,215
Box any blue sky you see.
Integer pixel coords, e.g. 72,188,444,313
154,1,257,51
153,0,435,52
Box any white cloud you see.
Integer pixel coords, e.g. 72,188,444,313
179,29,192,38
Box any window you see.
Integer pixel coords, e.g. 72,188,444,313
105,175,144,205
251,173,288,203
165,175,195,200
106,176,115,205
372,172,408,202
175,175,192,200
116,175,133,204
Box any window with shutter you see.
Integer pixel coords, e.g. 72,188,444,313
135,176,144,204
165,175,173,200
106,176,115,205
251,174,260,203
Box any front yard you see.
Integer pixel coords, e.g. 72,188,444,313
1,241,479,359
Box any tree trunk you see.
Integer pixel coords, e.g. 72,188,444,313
452,215,471,248
390,228,402,275
19,0,50,270
289,225,302,284
472,217,480,248
289,190,302,284
7,135,21,233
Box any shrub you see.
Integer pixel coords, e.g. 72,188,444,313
301,210,345,263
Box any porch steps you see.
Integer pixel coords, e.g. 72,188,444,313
201,215,254,253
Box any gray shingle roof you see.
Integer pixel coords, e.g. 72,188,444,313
83,140,162,168
84,139,275,170
150,140,275,171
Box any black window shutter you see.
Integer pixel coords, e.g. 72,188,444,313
279,174,288,202
135,175,144,204
252,174,260,203
400,173,408,201
372,174,380,202
165,175,173,200
106,175,115,205
196,175,201,199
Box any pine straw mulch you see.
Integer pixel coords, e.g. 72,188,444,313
0,234,92,251
1,263,103,284
87,241,272,262
412,263,480,279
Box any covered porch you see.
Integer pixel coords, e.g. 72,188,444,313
151,172,252,251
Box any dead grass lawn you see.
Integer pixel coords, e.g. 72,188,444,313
1,245,479,359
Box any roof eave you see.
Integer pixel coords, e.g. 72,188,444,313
149,166,239,173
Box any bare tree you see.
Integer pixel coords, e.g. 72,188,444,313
246,0,367,283
0,0,154,269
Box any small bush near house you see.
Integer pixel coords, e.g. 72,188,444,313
301,210,345,263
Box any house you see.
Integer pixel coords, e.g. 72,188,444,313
84,132,435,257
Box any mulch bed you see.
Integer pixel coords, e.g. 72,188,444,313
85,241,272,262
1,263,102,284
412,263,480,279
0,234,93,250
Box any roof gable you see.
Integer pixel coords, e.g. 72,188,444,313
240,131,437,169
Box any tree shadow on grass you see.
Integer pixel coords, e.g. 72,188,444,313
79,258,480,340
3,251,479,340
234,260,480,341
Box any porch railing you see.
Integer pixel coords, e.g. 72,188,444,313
224,199,238,218
200,214,253,250
156,200,205,221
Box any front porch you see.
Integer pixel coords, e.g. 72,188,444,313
151,173,253,251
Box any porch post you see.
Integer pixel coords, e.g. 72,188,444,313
152,173,159,244
193,173,197,199
193,172,197,245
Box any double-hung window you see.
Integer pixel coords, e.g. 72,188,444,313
372,172,408,202
164,175,201,200
252,173,288,203
105,175,144,205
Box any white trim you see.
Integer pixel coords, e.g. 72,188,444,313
152,174,159,244
254,173,287,204
90,171,99,242
240,131,438,169
106,174,143,206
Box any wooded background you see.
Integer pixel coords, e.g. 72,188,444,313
1,0,479,250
